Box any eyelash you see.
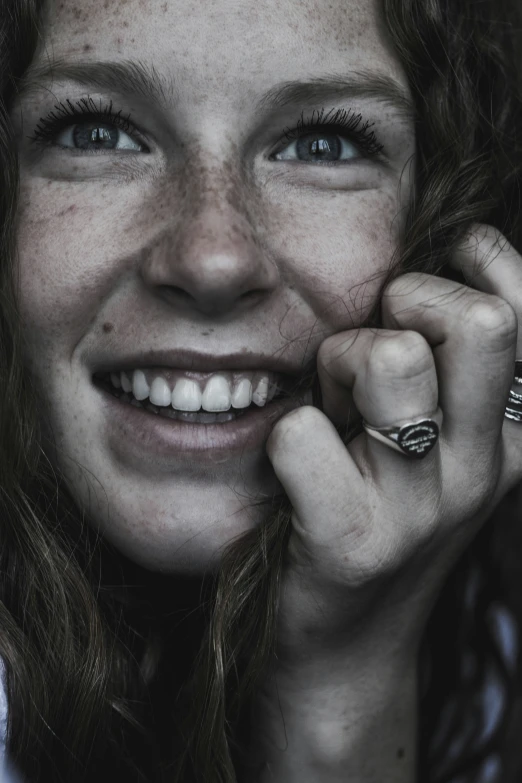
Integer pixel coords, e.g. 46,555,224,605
276,107,385,159
29,97,143,148
29,98,385,160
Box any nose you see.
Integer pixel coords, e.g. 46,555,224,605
139,164,280,319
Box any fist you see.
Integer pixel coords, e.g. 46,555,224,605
266,224,522,660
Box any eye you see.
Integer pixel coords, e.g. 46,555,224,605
270,108,385,165
273,132,360,164
55,122,143,152
28,98,149,154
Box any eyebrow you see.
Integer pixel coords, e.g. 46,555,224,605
16,58,416,122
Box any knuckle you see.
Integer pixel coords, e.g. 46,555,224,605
383,272,432,302
460,223,510,267
370,330,432,381
317,332,358,371
463,295,518,348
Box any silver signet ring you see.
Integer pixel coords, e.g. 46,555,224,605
362,408,443,459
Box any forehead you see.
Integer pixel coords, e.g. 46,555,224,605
41,0,408,100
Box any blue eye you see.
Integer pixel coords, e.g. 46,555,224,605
272,107,385,164
29,97,148,153
274,132,361,164
54,123,143,152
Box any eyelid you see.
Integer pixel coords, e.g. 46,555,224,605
28,97,151,153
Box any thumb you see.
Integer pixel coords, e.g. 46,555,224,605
266,405,365,557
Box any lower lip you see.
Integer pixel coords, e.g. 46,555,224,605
94,382,310,459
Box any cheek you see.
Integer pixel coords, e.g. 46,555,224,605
15,177,140,358
260,187,401,328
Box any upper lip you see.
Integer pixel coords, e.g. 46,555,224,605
92,348,303,379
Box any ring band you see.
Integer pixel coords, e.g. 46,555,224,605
504,360,522,422
362,407,443,459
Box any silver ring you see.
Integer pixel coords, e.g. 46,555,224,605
504,360,522,422
362,408,443,459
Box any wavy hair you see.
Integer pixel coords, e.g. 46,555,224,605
0,0,521,781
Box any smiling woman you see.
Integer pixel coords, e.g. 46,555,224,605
0,0,521,782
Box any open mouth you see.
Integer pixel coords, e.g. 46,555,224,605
92,372,290,424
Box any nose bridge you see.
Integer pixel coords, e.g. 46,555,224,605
143,150,277,317
180,152,256,256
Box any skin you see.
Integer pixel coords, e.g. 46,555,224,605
11,0,522,779
11,0,415,574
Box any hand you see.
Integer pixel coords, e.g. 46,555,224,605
266,223,522,664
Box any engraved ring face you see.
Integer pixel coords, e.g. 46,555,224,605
397,420,440,458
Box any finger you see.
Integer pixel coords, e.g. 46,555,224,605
317,328,438,427
446,224,522,385
267,329,441,582
314,330,359,428
316,327,441,485
381,270,517,453
265,405,366,537
447,223,522,484
446,224,521,297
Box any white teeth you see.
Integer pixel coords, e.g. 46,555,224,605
171,378,202,411
149,376,172,407
120,371,132,393
252,376,269,406
108,368,282,411
132,369,150,401
231,378,252,409
110,372,122,389
201,374,231,412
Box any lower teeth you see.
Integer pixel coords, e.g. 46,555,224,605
117,390,249,423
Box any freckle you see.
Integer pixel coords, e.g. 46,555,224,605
102,322,114,333
397,748,405,759
83,43,92,52
200,331,210,336
57,204,77,217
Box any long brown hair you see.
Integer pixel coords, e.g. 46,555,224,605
0,0,521,781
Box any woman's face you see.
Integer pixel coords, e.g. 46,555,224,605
11,0,415,574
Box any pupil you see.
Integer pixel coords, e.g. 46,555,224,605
73,124,119,150
296,134,341,162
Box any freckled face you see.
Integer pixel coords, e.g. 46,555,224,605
11,0,415,574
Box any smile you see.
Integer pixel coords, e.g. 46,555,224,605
93,367,290,415
92,367,309,459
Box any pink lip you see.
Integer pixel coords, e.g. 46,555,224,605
94,383,309,462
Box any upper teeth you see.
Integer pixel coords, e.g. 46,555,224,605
107,369,282,412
